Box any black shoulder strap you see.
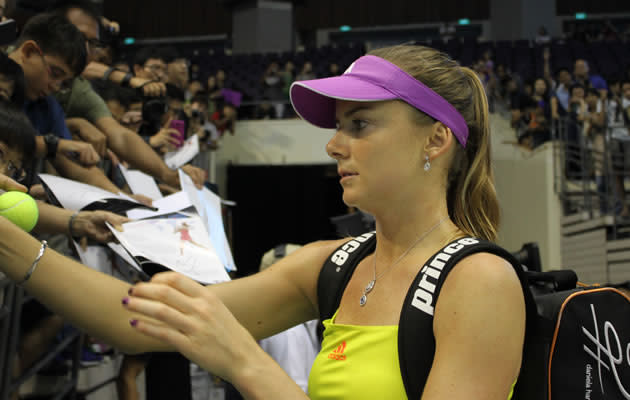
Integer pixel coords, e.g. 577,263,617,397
317,232,376,323
398,237,537,400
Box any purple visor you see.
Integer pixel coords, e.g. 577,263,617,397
290,55,469,147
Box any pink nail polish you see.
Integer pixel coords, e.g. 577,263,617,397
122,297,129,305
129,319,138,327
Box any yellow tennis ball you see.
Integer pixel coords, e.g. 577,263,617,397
0,191,39,232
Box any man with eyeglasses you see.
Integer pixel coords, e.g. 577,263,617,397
133,47,169,84
50,1,206,189
7,12,124,193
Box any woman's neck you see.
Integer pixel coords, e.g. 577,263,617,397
370,200,460,264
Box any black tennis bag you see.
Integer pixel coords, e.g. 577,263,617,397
518,275,630,400
318,233,630,399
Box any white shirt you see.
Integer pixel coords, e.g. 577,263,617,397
259,320,320,393
609,97,630,141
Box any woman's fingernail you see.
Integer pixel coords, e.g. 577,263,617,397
128,287,133,295
129,319,138,327
122,297,129,305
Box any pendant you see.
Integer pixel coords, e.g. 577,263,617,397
365,280,375,294
360,280,375,307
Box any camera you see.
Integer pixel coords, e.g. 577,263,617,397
139,97,168,136
139,96,190,139
99,22,119,46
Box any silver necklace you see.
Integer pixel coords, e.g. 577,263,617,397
359,216,448,307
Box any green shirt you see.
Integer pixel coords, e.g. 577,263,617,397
55,77,112,123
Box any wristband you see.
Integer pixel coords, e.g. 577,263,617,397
44,133,59,160
68,211,80,239
121,72,133,87
17,240,48,286
103,66,118,82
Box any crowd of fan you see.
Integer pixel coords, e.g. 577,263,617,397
0,1,217,399
0,0,344,396
477,46,630,215
486,50,630,150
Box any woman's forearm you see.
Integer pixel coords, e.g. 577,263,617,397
0,217,171,354
231,346,310,400
32,201,71,235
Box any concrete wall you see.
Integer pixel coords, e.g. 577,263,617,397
493,144,564,269
214,119,335,195
489,114,563,270
489,0,559,40
232,1,293,54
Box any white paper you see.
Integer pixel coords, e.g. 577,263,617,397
178,169,236,271
73,242,113,275
164,135,199,169
117,191,139,202
179,168,205,222
39,173,141,211
198,187,236,272
119,165,163,200
126,191,193,220
108,217,231,284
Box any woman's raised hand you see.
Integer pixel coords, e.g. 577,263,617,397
123,272,260,382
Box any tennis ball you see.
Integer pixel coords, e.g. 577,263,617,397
0,191,39,232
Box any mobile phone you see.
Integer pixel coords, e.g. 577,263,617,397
169,119,185,148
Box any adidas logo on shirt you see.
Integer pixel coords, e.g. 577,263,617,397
328,341,347,361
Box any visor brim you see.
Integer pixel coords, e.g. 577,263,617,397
290,76,397,129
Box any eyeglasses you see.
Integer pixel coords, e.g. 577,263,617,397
7,160,26,183
0,149,26,183
87,38,106,50
144,64,167,74
34,44,69,87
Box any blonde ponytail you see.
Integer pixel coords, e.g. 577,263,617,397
369,45,500,241
447,67,500,241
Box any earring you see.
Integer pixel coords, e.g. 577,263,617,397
424,155,431,172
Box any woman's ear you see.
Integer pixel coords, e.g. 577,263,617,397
423,121,454,161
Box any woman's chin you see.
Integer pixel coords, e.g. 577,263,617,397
341,191,360,208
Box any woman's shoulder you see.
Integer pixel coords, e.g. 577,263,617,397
427,250,527,398
452,251,519,280
264,238,352,279
437,250,525,315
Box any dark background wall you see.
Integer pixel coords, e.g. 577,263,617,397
100,0,630,40
293,0,489,30
556,0,630,15
227,164,347,276
102,0,490,39
102,0,233,38
16,0,630,40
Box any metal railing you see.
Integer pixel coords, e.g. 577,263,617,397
552,115,629,221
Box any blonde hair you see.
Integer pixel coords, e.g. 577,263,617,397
369,45,500,241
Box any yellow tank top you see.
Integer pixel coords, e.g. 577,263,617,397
308,310,406,399
308,310,517,399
